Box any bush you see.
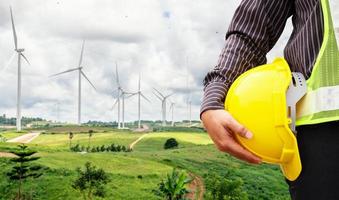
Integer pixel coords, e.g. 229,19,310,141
164,138,179,149
72,162,109,200
154,168,192,200
70,143,130,153
204,172,248,200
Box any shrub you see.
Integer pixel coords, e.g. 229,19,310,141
204,173,248,200
154,168,192,200
164,138,179,149
72,162,109,200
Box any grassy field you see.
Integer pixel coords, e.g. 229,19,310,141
0,128,290,200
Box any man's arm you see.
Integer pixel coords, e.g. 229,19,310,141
201,0,293,163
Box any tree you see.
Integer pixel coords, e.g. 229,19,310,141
155,168,192,200
204,173,248,200
164,138,179,149
88,130,94,147
72,162,110,200
69,132,74,149
7,144,43,200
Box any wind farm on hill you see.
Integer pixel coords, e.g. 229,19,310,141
4,7,195,132
0,4,291,200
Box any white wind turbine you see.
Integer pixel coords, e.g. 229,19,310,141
9,7,31,131
50,40,96,125
112,62,122,129
153,88,173,126
134,74,150,129
111,63,136,129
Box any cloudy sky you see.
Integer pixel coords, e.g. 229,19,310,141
0,0,296,123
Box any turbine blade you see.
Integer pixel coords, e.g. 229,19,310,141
126,93,137,99
138,73,141,91
153,91,163,101
20,53,30,65
10,7,18,50
78,40,85,67
49,67,80,77
81,71,97,91
140,93,151,103
153,88,165,98
165,92,174,98
1,52,16,72
115,62,120,86
111,99,119,110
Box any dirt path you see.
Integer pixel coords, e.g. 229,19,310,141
129,133,148,150
0,152,16,158
186,173,205,200
7,132,41,143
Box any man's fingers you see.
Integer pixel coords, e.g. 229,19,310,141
210,123,261,164
224,138,261,164
225,116,253,139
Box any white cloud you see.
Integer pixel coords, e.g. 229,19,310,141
0,0,302,123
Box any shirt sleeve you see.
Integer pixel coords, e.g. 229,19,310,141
200,0,293,117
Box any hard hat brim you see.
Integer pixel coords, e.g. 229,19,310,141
280,147,302,181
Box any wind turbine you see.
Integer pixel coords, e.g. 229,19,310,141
112,62,122,129
9,7,31,131
50,40,96,125
153,88,173,126
169,101,175,127
111,63,136,129
134,74,151,129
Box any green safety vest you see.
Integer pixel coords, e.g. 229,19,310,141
296,0,339,126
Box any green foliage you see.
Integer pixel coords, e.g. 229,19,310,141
0,115,44,126
72,162,109,200
154,168,192,200
70,143,131,153
7,144,44,200
0,134,7,142
204,172,248,200
164,138,179,149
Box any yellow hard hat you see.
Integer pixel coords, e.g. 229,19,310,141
225,58,306,181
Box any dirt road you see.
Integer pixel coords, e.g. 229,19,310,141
186,173,205,200
7,132,41,143
129,134,148,150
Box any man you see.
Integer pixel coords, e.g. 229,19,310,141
201,0,339,199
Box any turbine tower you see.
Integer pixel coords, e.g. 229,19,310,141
153,88,173,126
10,7,31,131
133,74,151,129
50,40,96,125
169,101,175,127
112,62,122,129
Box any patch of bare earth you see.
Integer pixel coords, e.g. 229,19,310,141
0,152,16,158
186,173,205,200
6,132,40,143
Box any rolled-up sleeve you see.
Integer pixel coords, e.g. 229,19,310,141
200,0,293,117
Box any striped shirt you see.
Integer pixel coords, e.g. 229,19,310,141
201,0,324,116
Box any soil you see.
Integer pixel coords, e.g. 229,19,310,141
186,173,205,200
7,132,41,143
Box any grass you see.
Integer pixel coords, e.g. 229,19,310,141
0,130,27,140
32,132,143,151
0,128,290,200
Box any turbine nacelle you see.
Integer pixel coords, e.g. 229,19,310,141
16,48,24,52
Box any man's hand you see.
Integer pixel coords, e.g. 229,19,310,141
201,109,261,164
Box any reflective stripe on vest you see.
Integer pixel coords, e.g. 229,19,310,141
296,0,339,126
